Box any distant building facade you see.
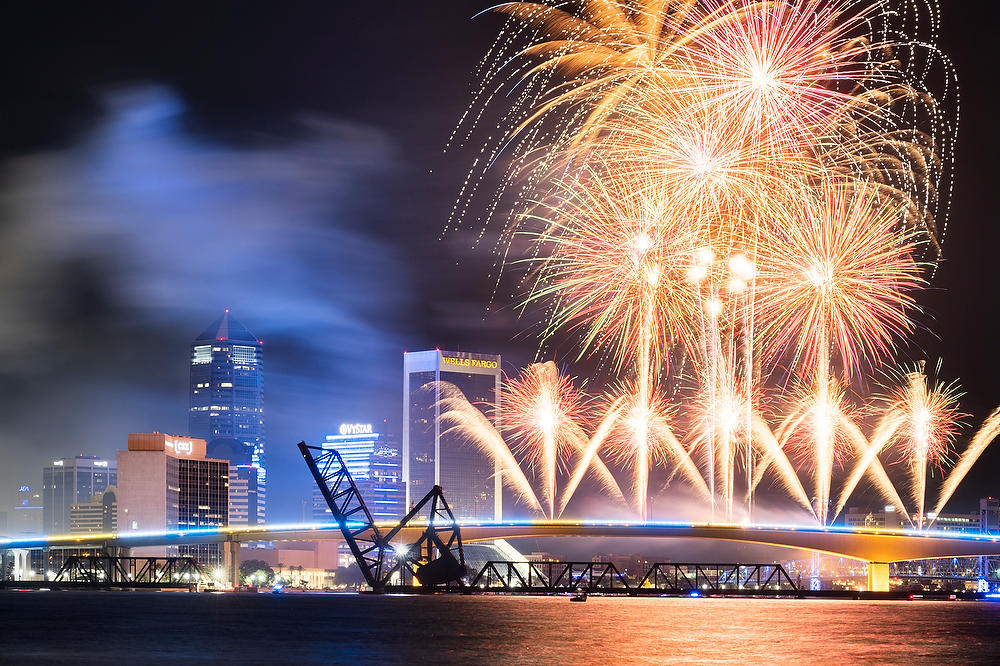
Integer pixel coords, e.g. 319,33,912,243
189,311,266,523
42,456,116,535
117,433,229,566
981,497,999,535
845,503,993,535
311,423,404,522
10,484,43,536
844,506,908,530
207,438,264,527
930,510,982,534
70,486,118,535
403,350,501,520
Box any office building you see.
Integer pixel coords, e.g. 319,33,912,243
42,456,117,535
982,497,999,535
10,484,42,536
843,506,908,530
928,510,981,534
311,423,404,522
846,504,988,535
207,438,265,526
189,310,266,522
403,350,501,520
70,486,118,535
117,433,229,566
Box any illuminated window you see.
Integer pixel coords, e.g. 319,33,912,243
233,345,257,365
192,345,212,365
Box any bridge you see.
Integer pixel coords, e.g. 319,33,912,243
6,444,998,593
5,520,1000,592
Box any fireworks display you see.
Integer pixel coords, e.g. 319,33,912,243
438,0,992,527
501,362,589,518
880,361,966,529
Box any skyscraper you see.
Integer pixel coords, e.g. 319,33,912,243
311,423,404,522
10,484,42,536
42,456,117,535
207,438,264,526
403,350,501,520
117,433,229,566
189,310,266,524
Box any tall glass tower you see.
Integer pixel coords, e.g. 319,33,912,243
189,310,265,523
403,350,501,521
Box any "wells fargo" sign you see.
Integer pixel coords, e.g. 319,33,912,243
441,355,498,369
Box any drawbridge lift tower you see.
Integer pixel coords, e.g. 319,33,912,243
298,441,467,593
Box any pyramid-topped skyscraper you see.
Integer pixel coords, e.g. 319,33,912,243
189,310,266,525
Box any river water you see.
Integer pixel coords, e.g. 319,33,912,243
2,591,999,664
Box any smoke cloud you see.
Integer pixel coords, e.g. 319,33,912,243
0,85,413,520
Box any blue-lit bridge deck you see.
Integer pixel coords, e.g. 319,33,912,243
5,520,1000,563
6,521,1000,592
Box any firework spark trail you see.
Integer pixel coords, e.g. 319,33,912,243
755,182,923,383
565,420,627,507
659,418,713,503
502,362,589,518
881,362,964,528
634,257,658,520
838,412,910,520
930,406,1000,524
559,398,627,516
521,164,701,369
751,407,811,493
600,383,713,514
435,384,543,513
814,367,835,525
749,414,816,518
831,410,906,522
775,377,852,524
687,361,756,521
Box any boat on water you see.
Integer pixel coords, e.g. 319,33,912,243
570,591,588,602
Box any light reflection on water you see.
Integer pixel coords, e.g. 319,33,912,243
3,592,999,664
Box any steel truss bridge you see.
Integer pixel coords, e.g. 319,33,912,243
465,561,798,595
0,555,205,590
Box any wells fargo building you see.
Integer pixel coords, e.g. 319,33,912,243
403,350,501,520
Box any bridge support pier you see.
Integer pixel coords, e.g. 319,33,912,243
867,562,889,592
3,549,32,580
225,540,240,589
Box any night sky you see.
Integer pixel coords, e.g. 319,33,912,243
2,1,999,522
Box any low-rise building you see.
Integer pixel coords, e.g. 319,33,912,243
844,505,907,530
69,486,117,535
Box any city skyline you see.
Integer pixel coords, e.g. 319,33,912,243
6,8,1000,660
1,1,999,525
